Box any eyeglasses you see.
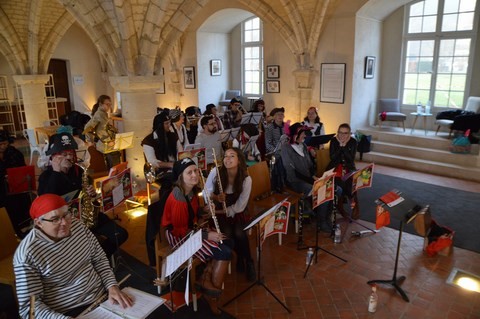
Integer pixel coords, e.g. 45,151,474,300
337,131,350,135
40,211,73,225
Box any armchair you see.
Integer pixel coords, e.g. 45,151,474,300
436,96,480,136
377,99,407,131
219,90,241,108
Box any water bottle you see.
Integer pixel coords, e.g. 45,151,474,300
425,100,431,114
416,101,423,114
368,284,378,313
334,224,341,243
306,247,314,265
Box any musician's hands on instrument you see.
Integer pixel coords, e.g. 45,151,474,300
107,286,134,309
86,185,97,197
207,230,226,243
215,193,226,203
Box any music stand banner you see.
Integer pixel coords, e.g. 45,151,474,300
259,201,291,246
342,163,374,193
177,148,206,170
100,168,133,212
311,168,335,209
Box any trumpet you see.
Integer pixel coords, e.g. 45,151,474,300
199,172,223,244
211,148,228,215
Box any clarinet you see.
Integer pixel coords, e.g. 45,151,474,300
211,148,228,214
297,199,305,249
200,172,223,244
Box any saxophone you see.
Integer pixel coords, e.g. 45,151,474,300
76,162,99,229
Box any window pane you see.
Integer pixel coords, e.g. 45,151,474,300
435,91,450,106
245,19,252,30
437,57,453,73
418,74,432,89
442,13,458,31
457,12,474,30
424,0,438,15
451,74,466,90
245,31,253,42
422,16,437,32
409,17,423,33
251,30,260,42
406,58,419,73
417,90,430,102
452,57,468,73
449,91,464,108
455,39,471,55
439,39,454,56
407,41,421,56
436,74,451,89
252,17,260,29
418,58,433,73
404,74,418,89
410,2,424,16
444,0,459,13
459,0,476,11
403,89,417,105
420,40,435,56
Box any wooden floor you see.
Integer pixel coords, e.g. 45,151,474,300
116,163,480,319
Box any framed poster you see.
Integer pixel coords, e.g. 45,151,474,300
364,56,375,79
266,65,280,78
320,63,345,104
183,66,195,89
266,80,280,93
210,59,221,76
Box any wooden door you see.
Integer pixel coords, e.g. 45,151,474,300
47,59,71,115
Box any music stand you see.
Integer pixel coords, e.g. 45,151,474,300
223,199,291,313
367,190,423,302
304,134,335,148
240,112,263,125
218,128,240,143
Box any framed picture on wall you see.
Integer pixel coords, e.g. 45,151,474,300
266,65,280,78
156,68,165,94
266,80,280,93
364,56,375,79
320,63,345,104
210,60,221,76
183,66,196,89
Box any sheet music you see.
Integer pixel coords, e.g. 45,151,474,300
165,230,202,277
113,132,134,151
112,183,123,206
240,112,263,125
79,287,165,319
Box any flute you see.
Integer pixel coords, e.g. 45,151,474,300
211,148,228,215
200,172,223,244
29,295,35,319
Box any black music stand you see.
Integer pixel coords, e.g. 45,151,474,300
304,134,335,148
240,112,263,125
223,201,291,313
367,191,423,302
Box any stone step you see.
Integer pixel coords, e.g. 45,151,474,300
362,151,480,183
371,141,479,167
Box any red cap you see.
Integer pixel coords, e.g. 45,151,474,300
30,194,67,219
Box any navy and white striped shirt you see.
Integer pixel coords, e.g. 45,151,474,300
13,219,117,319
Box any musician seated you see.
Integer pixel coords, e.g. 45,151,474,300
222,98,244,129
13,194,133,319
325,123,359,219
141,111,177,198
281,123,331,232
232,123,261,163
38,133,128,258
195,115,223,169
162,158,232,316
0,129,26,207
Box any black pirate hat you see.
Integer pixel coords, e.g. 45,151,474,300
46,133,78,155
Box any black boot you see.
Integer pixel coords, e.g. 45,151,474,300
236,256,245,273
246,260,256,282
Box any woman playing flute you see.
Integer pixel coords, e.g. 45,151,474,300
205,147,256,282
161,158,232,316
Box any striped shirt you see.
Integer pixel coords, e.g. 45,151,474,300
13,219,117,319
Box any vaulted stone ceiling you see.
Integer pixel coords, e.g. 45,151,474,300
0,0,339,76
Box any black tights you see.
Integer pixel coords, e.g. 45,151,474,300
218,218,252,262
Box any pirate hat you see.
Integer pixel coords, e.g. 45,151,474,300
46,133,78,155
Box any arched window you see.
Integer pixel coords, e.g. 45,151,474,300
401,0,478,108
242,17,263,97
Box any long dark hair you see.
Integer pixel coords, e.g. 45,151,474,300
303,107,320,124
215,148,248,198
154,122,177,161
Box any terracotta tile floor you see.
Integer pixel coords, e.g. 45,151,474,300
116,164,480,319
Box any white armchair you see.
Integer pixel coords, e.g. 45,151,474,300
435,96,480,137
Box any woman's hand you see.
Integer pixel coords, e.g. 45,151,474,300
207,231,226,243
215,193,226,203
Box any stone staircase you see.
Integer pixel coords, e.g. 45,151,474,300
356,127,480,183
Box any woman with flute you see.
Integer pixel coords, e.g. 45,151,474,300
161,158,232,316
205,147,256,282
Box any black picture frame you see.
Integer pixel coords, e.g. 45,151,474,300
210,60,221,76
364,56,375,79
266,65,280,78
266,80,280,93
183,66,195,89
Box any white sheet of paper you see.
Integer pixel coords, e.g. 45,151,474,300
165,230,202,277
112,183,123,207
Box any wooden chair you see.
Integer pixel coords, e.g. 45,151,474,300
154,228,199,311
0,207,21,286
247,161,302,237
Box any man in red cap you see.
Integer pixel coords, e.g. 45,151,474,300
13,194,133,318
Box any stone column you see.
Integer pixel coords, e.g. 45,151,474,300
293,69,317,121
109,76,163,187
13,75,50,129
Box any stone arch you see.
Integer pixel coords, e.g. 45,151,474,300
0,8,27,74
27,0,42,74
